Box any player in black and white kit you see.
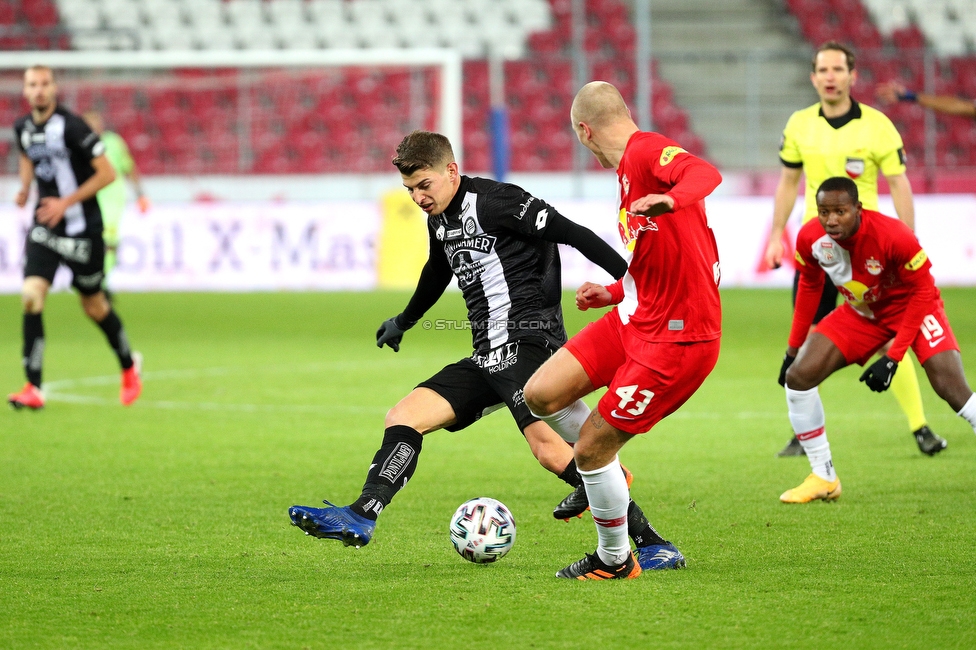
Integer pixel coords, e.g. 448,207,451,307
7,65,142,410
290,132,677,568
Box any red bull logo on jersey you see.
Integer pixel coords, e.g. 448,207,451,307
865,257,883,275
845,157,865,179
617,208,658,251
838,279,881,315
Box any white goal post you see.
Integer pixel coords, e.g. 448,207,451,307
0,48,464,165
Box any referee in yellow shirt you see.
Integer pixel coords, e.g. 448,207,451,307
764,41,946,457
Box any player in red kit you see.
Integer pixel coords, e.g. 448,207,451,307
525,81,723,579
779,176,976,503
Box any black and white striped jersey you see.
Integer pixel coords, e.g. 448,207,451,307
14,105,105,237
404,175,626,354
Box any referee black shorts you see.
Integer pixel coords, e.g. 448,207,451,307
23,225,105,296
417,337,558,434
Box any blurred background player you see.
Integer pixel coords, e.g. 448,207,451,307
7,65,142,410
82,109,150,290
875,80,976,119
779,177,976,503
763,41,945,458
525,81,723,580
288,131,677,569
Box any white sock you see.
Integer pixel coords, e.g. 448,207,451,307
579,457,631,566
786,386,836,481
531,399,589,444
958,393,976,433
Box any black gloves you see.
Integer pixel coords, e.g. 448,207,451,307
860,355,898,392
778,353,796,387
376,314,416,352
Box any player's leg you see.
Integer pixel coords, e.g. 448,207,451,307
780,302,893,502
779,332,848,502
922,350,975,417
70,232,140,404
779,273,838,456
523,348,597,417
8,275,51,409
9,233,59,409
289,359,492,546
556,414,641,579
911,310,976,433
878,342,943,454
557,338,719,578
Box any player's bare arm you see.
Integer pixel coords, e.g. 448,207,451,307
16,153,33,208
575,282,613,311
36,154,116,227
630,193,674,216
765,166,803,269
885,172,915,231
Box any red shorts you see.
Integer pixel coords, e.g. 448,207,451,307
815,301,959,366
564,311,721,434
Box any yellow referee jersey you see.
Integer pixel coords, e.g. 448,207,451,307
779,100,906,223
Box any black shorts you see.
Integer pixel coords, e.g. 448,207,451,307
417,337,557,433
792,269,838,325
23,225,105,296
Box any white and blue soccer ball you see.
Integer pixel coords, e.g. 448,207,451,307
449,497,516,564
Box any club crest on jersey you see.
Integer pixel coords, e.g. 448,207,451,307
463,217,477,236
865,257,883,275
845,157,865,179
660,146,686,166
621,174,630,196
435,224,446,241
818,241,836,263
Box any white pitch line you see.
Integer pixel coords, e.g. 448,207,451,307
41,360,421,414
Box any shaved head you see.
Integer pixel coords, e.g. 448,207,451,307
571,81,631,129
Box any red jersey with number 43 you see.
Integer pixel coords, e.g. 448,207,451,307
790,208,938,361
607,131,723,343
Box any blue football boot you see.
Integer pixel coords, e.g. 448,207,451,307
288,500,375,547
636,542,686,570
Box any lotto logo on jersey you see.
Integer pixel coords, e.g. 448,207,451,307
617,208,658,251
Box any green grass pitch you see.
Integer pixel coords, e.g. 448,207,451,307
1,288,974,649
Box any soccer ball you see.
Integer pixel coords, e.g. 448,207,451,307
449,497,516,564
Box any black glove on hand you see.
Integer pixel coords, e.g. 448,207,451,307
376,314,416,352
778,353,796,387
859,355,898,392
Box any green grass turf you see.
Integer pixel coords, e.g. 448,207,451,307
1,288,974,649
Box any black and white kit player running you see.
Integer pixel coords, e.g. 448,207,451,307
290,130,684,571
8,65,141,410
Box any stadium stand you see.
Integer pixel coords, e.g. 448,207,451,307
786,0,976,170
0,0,698,175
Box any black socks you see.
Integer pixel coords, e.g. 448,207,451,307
558,458,584,488
96,309,133,369
22,313,44,387
351,425,424,520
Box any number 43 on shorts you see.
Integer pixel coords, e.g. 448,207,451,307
615,384,655,416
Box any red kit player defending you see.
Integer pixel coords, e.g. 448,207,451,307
779,176,976,503
525,81,724,580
